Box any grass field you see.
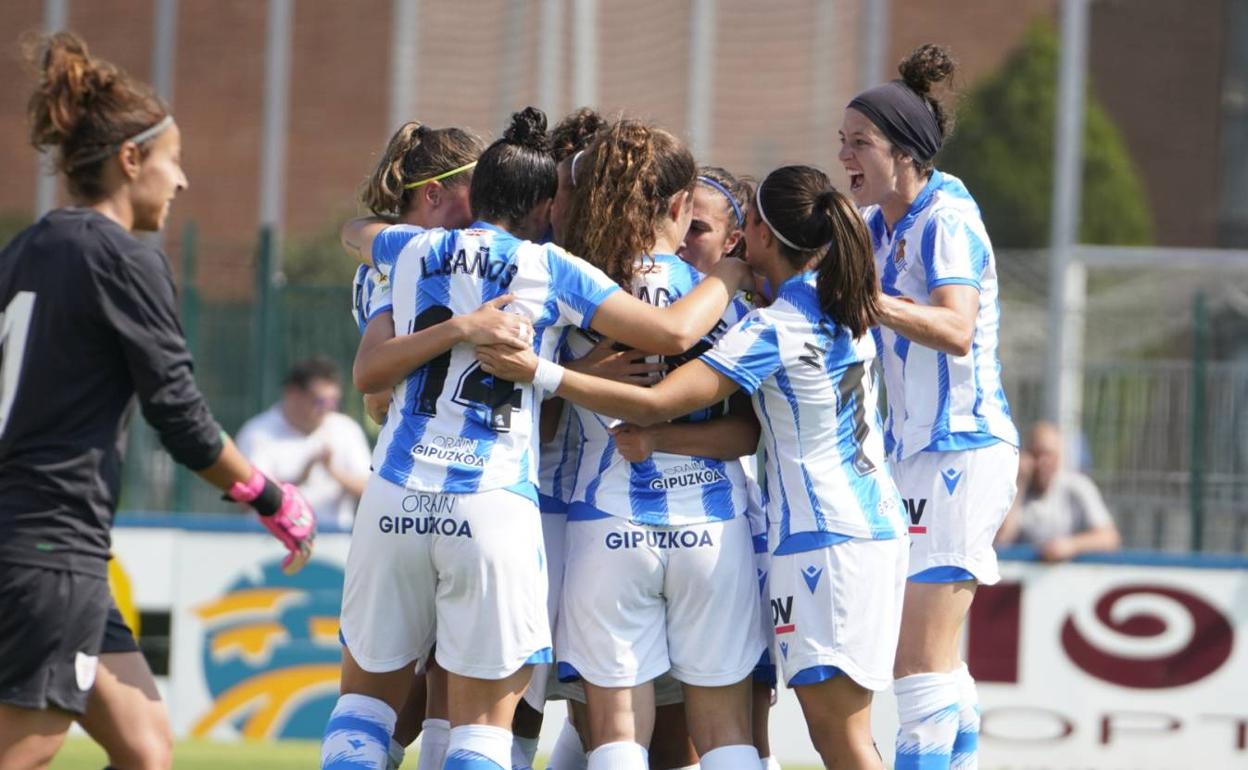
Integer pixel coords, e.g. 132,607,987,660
51,738,322,769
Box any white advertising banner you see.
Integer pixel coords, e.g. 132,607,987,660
110,525,1248,768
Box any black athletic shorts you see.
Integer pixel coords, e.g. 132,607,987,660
101,601,140,654
0,562,111,714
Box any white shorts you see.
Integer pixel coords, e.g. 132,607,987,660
340,476,551,679
770,536,907,691
522,509,569,712
558,511,764,688
753,545,777,685
891,442,1019,585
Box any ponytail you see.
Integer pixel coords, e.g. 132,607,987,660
816,189,880,338
361,121,484,217
25,31,167,200
755,166,880,337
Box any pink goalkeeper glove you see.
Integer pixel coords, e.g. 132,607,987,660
226,470,317,574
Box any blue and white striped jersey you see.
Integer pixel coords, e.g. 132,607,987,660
702,272,904,551
351,264,394,335
864,170,1018,460
567,254,750,527
537,360,583,512
370,222,619,501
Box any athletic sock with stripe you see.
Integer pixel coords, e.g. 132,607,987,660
321,693,397,769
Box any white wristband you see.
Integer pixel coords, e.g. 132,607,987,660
532,358,566,394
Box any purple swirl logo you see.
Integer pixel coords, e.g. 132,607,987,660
1060,584,1233,689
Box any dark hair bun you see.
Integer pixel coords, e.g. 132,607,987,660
27,31,117,148
898,43,955,95
815,189,839,211
503,106,550,153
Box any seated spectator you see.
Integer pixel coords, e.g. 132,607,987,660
237,356,371,529
996,421,1122,561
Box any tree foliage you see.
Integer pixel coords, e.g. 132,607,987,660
939,23,1153,248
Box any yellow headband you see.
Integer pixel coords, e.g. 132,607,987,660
403,161,478,189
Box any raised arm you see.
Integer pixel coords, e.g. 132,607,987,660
341,216,394,267
588,258,750,355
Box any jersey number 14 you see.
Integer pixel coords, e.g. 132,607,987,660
407,303,522,432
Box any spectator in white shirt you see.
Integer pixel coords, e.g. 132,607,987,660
236,357,371,530
996,421,1122,561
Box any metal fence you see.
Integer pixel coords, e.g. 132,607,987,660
119,228,1248,552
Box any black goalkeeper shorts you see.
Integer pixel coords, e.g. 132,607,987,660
0,562,111,714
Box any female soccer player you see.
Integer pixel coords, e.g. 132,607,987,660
673,165,780,770
0,33,314,770
839,44,1019,770
609,164,768,770
349,120,486,770
553,122,765,770
321,107,751,770
477,165,908,770
516,106,615,770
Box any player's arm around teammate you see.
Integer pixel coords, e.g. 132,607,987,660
840,44,1020,770
480,166,907,770
0,34,313,770
343,122,488,770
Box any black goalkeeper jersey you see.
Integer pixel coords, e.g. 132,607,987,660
0,208,223,577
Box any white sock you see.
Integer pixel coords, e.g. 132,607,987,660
445,724,514,770
321,693,397,770
702,745,758,770
549,717,587,770
895,672,960,770
389,737,407,769
512,735,540,770
416,718,451,770
951,664,980,770
760,756,781,770
587,741,647,770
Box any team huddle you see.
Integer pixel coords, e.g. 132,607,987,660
0,30,1017,770
324,41,1018,770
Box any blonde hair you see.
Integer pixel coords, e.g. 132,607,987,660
361,122,485,217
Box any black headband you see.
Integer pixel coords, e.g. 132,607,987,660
848,80,942,163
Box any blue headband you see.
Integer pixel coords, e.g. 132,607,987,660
697,176,744,228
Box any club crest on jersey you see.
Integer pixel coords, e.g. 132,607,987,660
605,529,714,550
648,460,728,491
893,239,907,270
420,246,518,289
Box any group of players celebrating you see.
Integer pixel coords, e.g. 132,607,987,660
0,29,1017,770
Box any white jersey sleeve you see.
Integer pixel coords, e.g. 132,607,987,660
700,312,783,395
371,224,426,276
351,265,394,335
922,209,989,292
